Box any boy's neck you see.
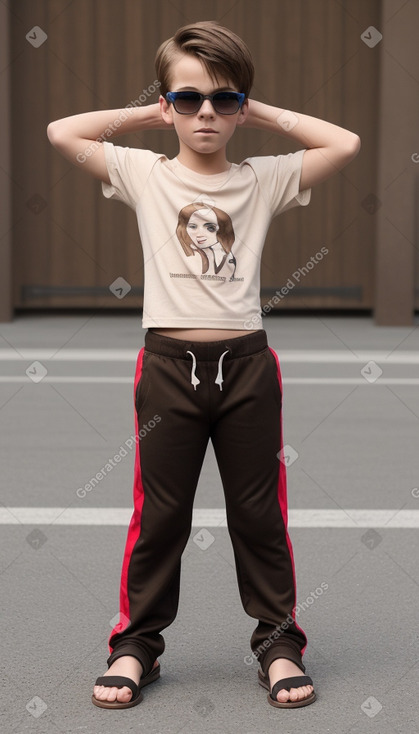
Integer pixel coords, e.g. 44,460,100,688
175,145,231,175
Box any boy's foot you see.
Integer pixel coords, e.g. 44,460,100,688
267,658,314,705
93,655,159,704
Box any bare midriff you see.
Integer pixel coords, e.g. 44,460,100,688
150,328,260,342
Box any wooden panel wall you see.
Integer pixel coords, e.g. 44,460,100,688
375,0,419,323
0,0,12,322
10,0,380,311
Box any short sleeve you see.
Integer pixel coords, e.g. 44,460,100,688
248,149,311,218
101,141,162,210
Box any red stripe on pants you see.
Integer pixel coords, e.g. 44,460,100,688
108,347,145,651
269,346,307,657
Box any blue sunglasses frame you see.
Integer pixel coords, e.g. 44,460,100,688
165,91,246,114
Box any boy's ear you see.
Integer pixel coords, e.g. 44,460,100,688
159,94,174,125
236,98,249,126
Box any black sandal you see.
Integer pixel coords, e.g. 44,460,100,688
258,668,316,708
92,662,160,709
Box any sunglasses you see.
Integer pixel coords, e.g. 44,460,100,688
165,91,245,115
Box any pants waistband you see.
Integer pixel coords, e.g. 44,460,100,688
144,329,268,361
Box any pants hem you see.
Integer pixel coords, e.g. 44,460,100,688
107,645,155,678
257,643,306,677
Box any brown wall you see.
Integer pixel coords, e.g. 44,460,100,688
8,0,382,313
375,0,419,324
0,0,12,322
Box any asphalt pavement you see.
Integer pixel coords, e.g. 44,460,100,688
1,311,419,734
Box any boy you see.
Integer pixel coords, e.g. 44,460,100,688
47,20,360,710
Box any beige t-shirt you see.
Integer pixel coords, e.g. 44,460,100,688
102,142,311,329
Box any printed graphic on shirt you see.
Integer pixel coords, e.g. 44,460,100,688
170,201,244,283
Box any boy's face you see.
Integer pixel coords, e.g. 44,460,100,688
160,53,248,157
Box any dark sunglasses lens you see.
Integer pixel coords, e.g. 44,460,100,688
213,93,240,113
172,92,241,114
174,93,201,113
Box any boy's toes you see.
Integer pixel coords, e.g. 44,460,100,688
115,686,133,702
275,688,290,703
112,686,133,702
276,687,296,703
93,684,132,703
92,684,111,701
276,684,314,703
92,685,104,700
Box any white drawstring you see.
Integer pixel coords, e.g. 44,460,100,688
186,350,200,390
215,350,230,391
186,348,230,391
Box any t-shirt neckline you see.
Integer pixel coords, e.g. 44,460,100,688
168,156,235,184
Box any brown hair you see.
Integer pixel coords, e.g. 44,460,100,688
155,20,254,98
176,202,235,274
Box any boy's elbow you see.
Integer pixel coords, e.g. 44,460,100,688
47,120,65,147
332,133,360,170
345,133,361,159
47,121,59,145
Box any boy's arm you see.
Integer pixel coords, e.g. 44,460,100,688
47,103,170,184
242,99,361,191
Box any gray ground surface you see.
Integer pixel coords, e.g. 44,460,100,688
1,312,419,734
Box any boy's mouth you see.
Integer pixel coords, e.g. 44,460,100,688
195,128,218,134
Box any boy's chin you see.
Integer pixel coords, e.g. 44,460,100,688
188,142,226,155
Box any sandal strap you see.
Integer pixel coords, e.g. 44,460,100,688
271,675,313,699
94,675,138,697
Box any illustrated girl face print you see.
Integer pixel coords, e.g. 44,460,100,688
175,202,239,280
186,209,219,250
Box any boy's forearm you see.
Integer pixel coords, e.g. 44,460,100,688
47,103,166,142
245,99,359,151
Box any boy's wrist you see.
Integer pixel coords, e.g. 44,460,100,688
48,102,172,145
242,99,285,131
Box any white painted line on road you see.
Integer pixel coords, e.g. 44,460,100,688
1,377,419,385
0,376,134,383
1,508,418,527
0,349,140,361
0,349,419,363
275,351,419,364
282,379,419,385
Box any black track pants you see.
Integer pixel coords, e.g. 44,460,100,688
106,329,308,678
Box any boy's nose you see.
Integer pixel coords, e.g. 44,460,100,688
198,99,216,116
